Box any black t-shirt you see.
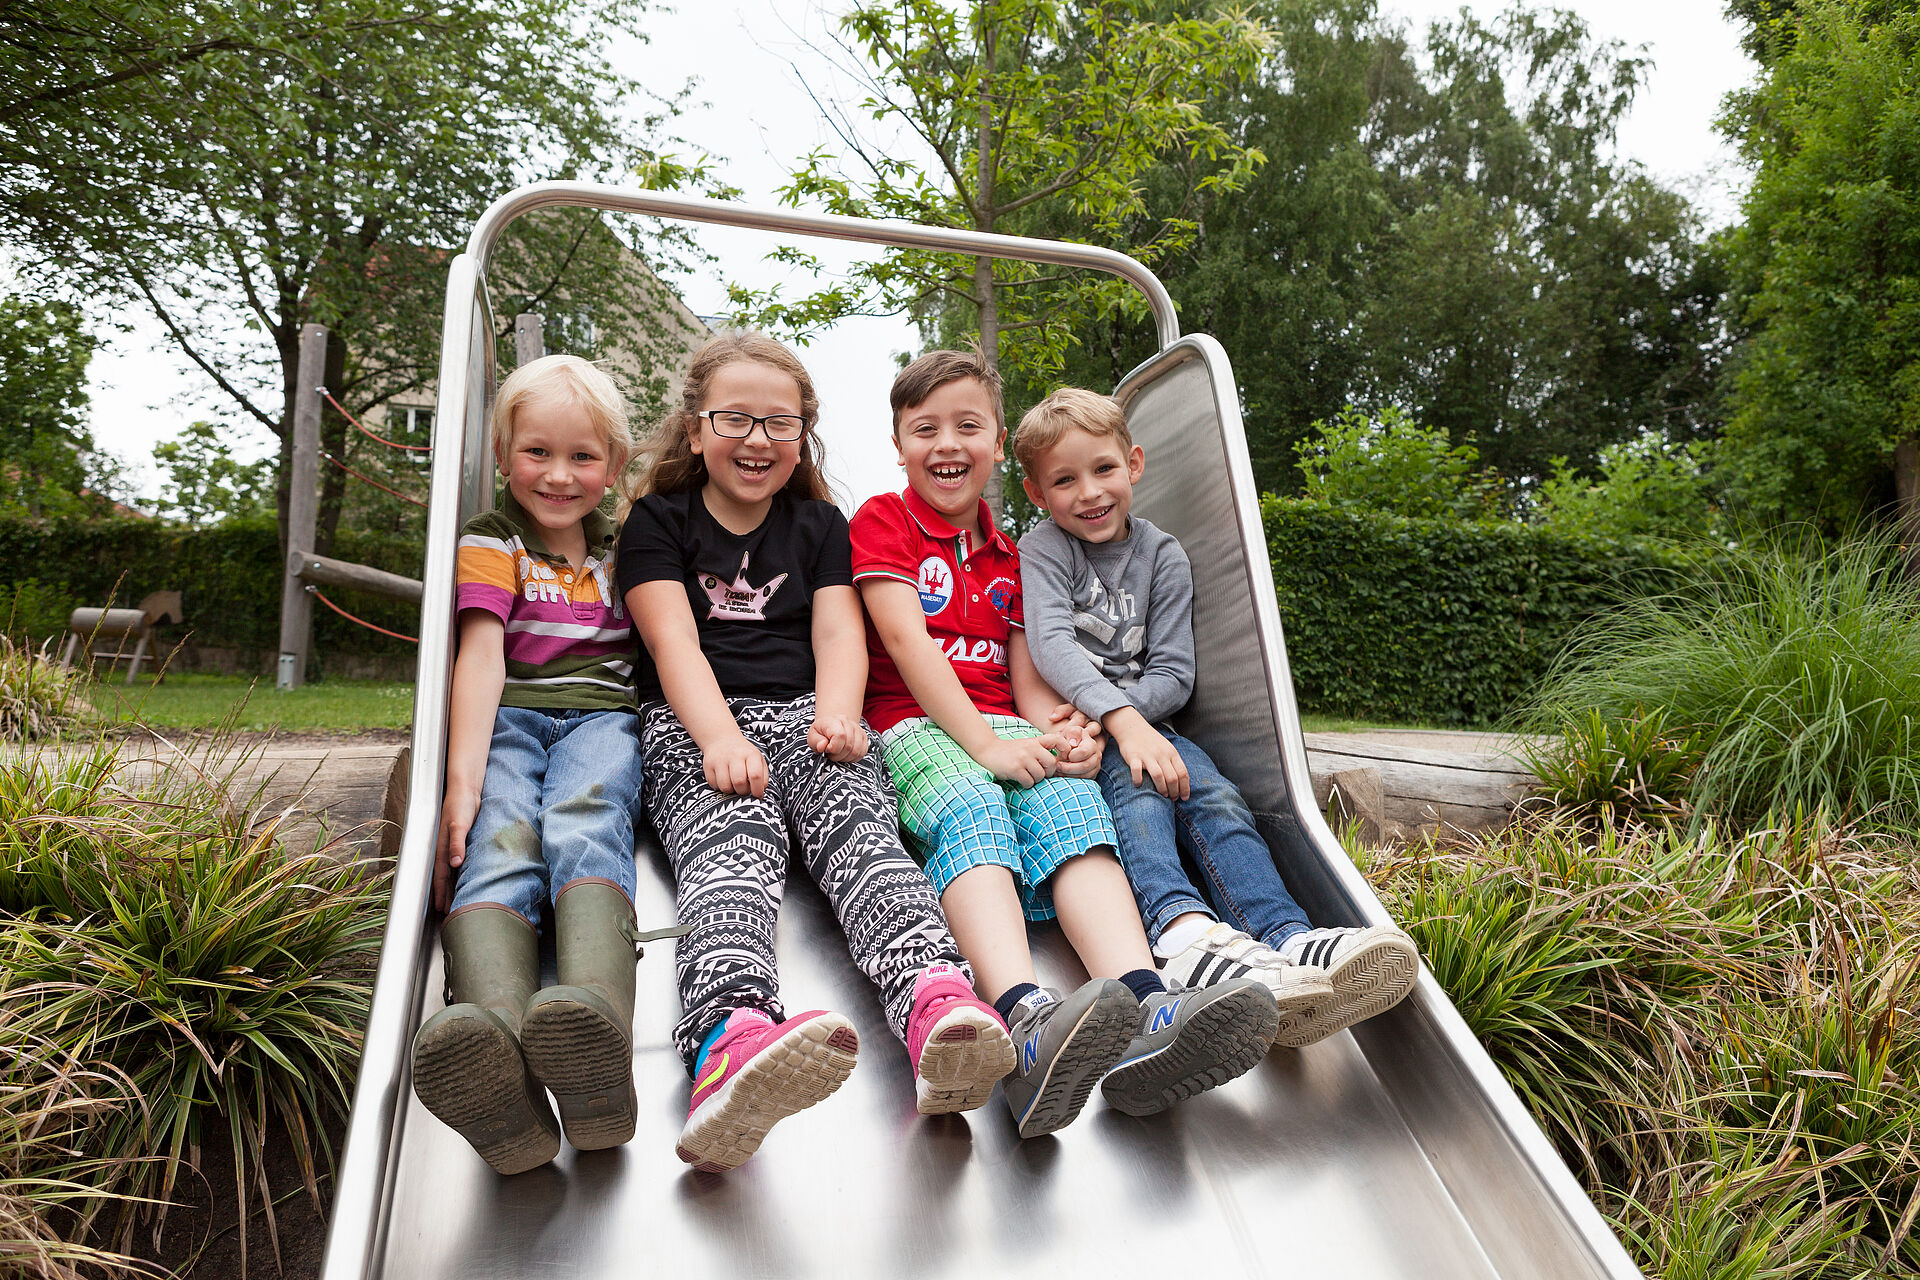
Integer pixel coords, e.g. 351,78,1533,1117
616,488,853,701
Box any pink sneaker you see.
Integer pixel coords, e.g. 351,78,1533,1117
906,962,1016,1115
675,1008,858,1173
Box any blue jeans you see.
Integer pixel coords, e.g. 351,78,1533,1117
1096,729,1310,949
449,706,644,923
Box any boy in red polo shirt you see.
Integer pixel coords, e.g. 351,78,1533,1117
851,348,1278,1139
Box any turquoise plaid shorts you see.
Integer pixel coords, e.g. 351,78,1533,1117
878,715,1118,922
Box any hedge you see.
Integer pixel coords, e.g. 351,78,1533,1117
1262,497,1689,725
0,515,424,674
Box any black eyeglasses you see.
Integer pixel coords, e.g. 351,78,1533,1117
700,410,807,442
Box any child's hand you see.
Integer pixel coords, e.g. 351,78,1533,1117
976,734,1063,787
1112,717,1190,800
1054,723,1104,779
434,788,480,913
1045,702,1094,735
808,712,869,762
704,733,768,797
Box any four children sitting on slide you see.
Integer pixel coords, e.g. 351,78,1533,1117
414,334,1419,1176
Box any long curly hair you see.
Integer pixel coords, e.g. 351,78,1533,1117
625,332,833,509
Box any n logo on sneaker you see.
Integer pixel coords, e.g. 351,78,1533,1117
1148,1000,1180,1034
1021,1034,1041,1074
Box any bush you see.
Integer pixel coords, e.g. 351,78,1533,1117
0,514,424,668
0,742,389,1268
1294,405,1498,522
1523,706,1705,823
1526,531,1920,829
1365,811,1920,1277
1531,436,1720,541
0,635,91,742
1262,497,1687,724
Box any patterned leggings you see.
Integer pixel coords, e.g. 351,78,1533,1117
640,694,969,1076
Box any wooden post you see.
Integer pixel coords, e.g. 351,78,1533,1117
514,313,545,367
277,323,326,690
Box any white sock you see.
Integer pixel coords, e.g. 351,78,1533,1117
1152,914,1217,961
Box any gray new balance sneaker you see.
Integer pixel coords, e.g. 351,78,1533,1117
1001,979,1139,1139
1099,980,1280,1117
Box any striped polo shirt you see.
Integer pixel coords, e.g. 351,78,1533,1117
454,493,636,710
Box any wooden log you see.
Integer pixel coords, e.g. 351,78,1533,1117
290,550,425,604
1304,731,1538,837
277,323,326,689
515,313,545,366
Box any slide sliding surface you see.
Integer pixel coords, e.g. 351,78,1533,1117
320,185,1644,1280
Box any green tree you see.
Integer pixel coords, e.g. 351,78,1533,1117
151,421,274,527
0,292,121,517
1718,0,1920,567
1046,2,1725,494
759,0,1269,383
0,0,708,554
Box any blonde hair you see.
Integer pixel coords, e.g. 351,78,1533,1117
490,354,633,475
1013,386,1132,477
627,332,832,507
890,345,1004,434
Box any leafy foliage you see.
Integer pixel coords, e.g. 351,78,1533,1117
1528,531,1920,830
1531,436,1721,540
150,422,273,528
0,514,422,664
1522,705,1705,823
1718,0,1920,543
1261,495,1686,724
757,0,1268,384
1294,405,1496,522
0,634,89,742
1047,1,1726,494
0,742,389,1268
1368,812,1920,1276
0,293,126,519
0,0,709,550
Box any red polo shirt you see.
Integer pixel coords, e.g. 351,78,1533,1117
850,488,1024,734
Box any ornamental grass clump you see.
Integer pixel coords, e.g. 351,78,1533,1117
1526,531,1920,831
1364,810,1920,1277
1523,705,1705,823
0,739,389,1272
0,635,91,743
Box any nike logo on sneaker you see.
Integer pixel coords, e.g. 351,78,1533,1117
694,1052,729,1094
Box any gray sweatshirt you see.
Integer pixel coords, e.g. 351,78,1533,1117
1018,515,1196,726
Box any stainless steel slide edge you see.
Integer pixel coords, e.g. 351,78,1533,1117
1112,335,1643,1280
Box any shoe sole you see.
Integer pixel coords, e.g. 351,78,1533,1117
915,1006,1016,1115
413,1009,560,1175
1101,985,1280,1117
521,995,636,1150
1266,978,1340,1050
675,1015,859,1172
1014,989,1139,1139
1286,934,1420,1047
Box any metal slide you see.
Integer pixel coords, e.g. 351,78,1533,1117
319,184,1645,1280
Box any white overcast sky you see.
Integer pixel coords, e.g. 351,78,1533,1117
84,0,1754,509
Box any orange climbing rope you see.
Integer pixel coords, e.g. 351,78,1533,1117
323,451,428,508
310,588,418,643
321,388,432,452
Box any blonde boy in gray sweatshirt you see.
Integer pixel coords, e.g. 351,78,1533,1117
1016,387,1419,1047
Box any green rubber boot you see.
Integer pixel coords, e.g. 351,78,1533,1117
411,906,561,1175
521,881,640,1150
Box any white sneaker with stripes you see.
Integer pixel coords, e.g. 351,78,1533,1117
1160,923,1334,1049
1272,925,1420,1044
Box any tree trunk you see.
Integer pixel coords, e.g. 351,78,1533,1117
1897,437,1920,581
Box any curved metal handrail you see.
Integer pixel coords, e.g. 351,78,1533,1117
462,181,1182,352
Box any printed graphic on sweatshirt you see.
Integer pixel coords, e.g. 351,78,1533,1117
701,552,789,622
1073,574,1144,686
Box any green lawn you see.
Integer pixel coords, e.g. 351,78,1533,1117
86,673,414,732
